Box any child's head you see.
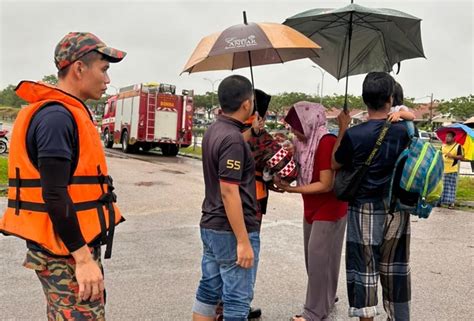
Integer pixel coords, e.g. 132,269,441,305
393,82,404,107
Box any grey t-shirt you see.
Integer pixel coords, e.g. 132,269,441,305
200,115,260,232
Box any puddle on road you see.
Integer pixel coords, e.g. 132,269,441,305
161,169,185,175
135,181,170,187
104,151,128,159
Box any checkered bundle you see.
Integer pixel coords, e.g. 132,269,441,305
248,130,298,184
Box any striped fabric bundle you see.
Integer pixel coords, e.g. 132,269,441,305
248,130,298,184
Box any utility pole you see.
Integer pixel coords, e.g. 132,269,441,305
203,78,222,119
312,65,326,105
429,93,434,132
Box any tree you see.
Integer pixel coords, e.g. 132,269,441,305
0,84,26,107
437,95,474,121
321,94,363,109
267,92,316,121
0,74,57,108
267,93,366,119
86,95,109,117
403,97,415,108
42,74,58,85
193,91,218,119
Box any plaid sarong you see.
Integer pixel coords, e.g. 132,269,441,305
346,200,411,320
440,172,458,205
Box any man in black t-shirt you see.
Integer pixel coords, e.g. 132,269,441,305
192,75,260,321
332,72,411,321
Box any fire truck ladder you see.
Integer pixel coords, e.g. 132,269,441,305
146,88,157,141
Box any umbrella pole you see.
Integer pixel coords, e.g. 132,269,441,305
343,12,353,112
248,51,255,89
243,11,257,113
247,51,258,114
243,11,255,88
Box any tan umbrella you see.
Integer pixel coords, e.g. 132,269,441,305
182,12,321,87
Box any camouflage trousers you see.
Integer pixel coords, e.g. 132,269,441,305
24,247,106,321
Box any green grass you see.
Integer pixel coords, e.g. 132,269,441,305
0,157,8,196
0,156,8,185
457,176,474,201
180,145,202,158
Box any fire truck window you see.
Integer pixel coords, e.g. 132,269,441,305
110,101,116,114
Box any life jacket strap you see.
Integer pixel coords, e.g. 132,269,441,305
15,168,21,215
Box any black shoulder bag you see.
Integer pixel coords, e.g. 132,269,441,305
334,121,391,202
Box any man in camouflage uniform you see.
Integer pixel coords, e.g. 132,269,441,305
27,248,105,319
20,32,125,320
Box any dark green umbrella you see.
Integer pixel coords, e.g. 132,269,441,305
284,1,425,110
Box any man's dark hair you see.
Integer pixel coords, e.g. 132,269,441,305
446,131,456,137
393,82,404,107
58,50,107,79
362,72,395,111
217,75,253,114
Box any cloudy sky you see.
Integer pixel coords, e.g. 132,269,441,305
0,0,472,103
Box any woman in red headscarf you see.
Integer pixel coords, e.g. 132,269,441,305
276,101,347,321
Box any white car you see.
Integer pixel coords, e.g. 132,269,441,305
418,130,430,141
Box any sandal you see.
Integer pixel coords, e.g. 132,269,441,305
215,301,223,321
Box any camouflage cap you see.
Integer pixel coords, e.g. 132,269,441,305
54,32,126,70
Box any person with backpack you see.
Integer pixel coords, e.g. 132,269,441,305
440,131,466,209
332,72,411,320
275,102,347,321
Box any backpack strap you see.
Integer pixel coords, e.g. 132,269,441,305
364,121,391,166
403,121,415,139
388,149,410,213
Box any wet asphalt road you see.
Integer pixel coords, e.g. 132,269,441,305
0,149,473,320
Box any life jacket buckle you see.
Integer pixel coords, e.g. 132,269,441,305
98,191,117,204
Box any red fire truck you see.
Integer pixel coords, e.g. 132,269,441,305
101,82,194,156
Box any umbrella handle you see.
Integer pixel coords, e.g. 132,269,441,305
243,11,248,25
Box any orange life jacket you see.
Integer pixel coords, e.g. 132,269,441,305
255,171,268,200
0,81,124,258
244,114,257,126
244,116,267,200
